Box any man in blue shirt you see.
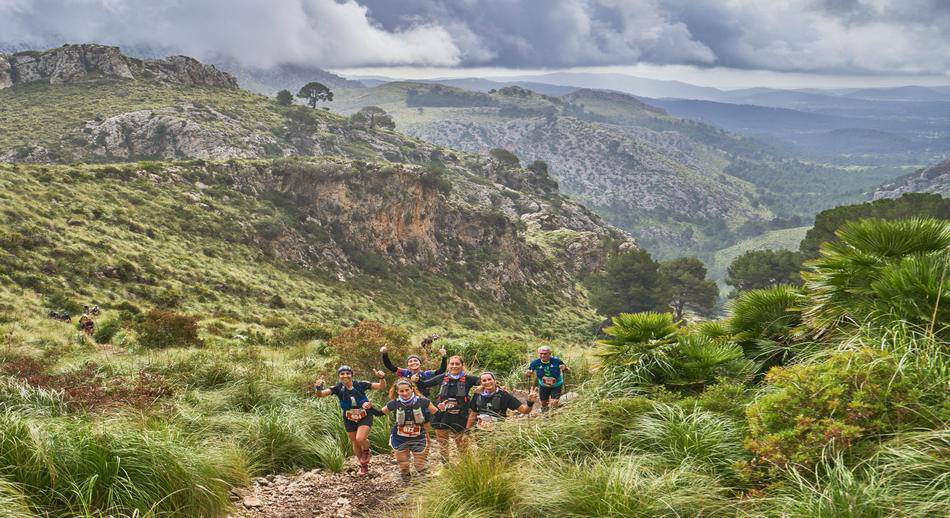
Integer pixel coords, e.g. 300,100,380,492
524,345,570,412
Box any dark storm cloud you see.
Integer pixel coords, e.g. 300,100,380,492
1,0,948,74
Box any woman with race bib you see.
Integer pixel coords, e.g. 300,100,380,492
415,355,479,462
467,372,537,431
313,365,386,476
366,378,439,482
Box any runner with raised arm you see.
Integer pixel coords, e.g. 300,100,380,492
379,335,446,399
313,365,387,476
524,345,569,412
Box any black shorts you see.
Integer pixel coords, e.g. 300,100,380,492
342,413,373,433
539,385,562,401
430,410,469,433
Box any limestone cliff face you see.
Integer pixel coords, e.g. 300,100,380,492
142,158,632,301
0,44,236,89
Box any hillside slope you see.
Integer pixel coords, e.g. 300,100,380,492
0,46,633,333
334,84,893,258
873,159,950,199
0,157,628,334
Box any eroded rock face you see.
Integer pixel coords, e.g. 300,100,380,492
139,158,633,302
0,44,236,89
84,109,255,160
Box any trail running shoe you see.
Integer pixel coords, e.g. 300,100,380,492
358,464,369,476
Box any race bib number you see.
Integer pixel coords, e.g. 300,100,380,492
476,414,497,431
345,409,366,422
541,376,557,386
443,400,460,414
396,423,421,437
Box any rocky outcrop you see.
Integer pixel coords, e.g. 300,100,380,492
83,109,264,160
133,157,632,301
0,44,236,89
872,160,950,199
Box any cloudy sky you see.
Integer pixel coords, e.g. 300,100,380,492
2,0,949,89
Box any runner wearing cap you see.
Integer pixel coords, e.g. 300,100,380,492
313,365,387,476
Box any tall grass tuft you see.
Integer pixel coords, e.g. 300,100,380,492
0,477,33,518
239,403,347,475
622,403,746,482
0,410,246,517
407,451,521,517
523,454,730,517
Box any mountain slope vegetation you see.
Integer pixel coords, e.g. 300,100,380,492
333,83,899,258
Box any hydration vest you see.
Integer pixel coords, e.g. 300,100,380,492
437,374,469,402
474,391,505,415
395,404,426,425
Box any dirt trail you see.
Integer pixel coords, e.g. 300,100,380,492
230,456,406,518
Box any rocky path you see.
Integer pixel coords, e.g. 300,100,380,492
230,456,406,518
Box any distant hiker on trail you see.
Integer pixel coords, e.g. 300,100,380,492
312,365,387,476
525,346,569,412
380,335,446,399
365,378,439,483
78,315,95,335
415,355,479,462
467,372,537,431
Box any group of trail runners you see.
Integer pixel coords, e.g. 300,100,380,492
312,340,569,480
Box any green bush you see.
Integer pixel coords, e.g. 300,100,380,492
325,320,411,375
408,451,521,517
137,309,202,349
450,335,528,375
92,317,122,344
745,348,931,477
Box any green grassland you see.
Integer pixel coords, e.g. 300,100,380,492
708,226,810,284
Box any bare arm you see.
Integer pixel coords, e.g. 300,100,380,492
516,387,539,414
312,379,332,397
371,370,387,390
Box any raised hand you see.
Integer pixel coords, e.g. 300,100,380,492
410,374,420,383
315,378,325,388
374,369,386,379
528,386,538,402
439,347,447,357
379,346,388,354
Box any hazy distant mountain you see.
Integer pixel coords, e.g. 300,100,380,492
643,98,865,134
214,59,363,95
351,76,577,96
485,72,727,100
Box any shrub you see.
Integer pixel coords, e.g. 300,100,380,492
92,317,122,344
450,335,528,375
745,348,931,477
137,310,202,349
325,321,411,375
275,323,333,345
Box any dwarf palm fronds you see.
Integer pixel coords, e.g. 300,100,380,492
663,335,752,389
802,218,950,336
